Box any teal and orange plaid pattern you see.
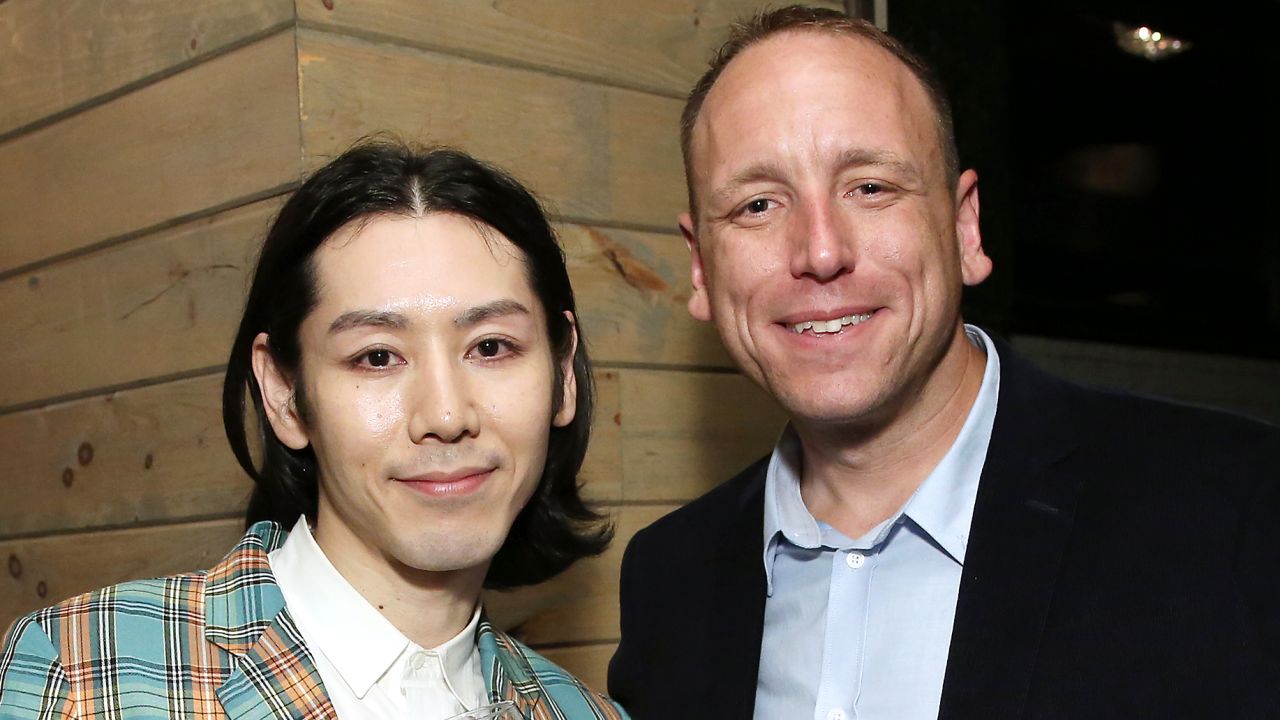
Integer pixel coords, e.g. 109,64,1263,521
0,522,627,720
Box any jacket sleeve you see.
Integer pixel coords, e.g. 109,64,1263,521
0,614,72,719
1230,430,1280,708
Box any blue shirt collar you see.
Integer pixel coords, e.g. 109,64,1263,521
761,324,1002,595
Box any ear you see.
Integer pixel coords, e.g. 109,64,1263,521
680,212,712,321
954,169,993,287
251,333,311,450
552,312,579,428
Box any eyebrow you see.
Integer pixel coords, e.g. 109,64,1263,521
455,299,531,328
834,148,923,185
326,300,533,335
328,310,409,334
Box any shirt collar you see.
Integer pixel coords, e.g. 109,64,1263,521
269,517,482,701
761,324,1001,593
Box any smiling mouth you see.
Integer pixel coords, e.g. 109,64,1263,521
396,468,495,497
789,311,875,336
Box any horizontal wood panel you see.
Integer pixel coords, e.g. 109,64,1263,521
0,374,249,540
0,32,300,274
620,369,783,501
298,0,840,97
0,367,772,538
0,213,726,411
1,520,246,634
0,201,279,409
536,643,617,697
561,225,727,367
0,0,293,137
297,30,686,229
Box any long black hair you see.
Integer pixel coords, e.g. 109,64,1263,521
222,138,611,589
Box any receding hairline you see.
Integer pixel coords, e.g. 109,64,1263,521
680,14,959,217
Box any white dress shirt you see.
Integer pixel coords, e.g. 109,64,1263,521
268,518,488,719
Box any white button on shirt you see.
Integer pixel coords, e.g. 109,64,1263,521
268,518,489,720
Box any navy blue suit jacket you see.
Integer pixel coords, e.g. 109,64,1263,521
609,341,1280,719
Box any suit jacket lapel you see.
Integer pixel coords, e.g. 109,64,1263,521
205,523,336,720
216,611,334,720
938,345,1087,719
706,464,769,718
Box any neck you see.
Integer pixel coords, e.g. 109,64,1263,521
795,325,987,538
311,513,484,649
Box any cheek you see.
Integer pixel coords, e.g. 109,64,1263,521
351,384,405,437
309,377,405,452
709,244,781,307
477,368,556,444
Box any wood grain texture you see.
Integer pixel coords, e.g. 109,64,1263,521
297,30,686,229
0,519,245,633
0,201,279,409
619,368,784,501
0,32,300,275
562,225,727,368
0,0,294,137
297,0,842,96
0,369,769,538
1,217,724,413
0,373,249,541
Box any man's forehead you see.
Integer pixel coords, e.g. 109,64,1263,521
306,213,541,321
688,30,942,194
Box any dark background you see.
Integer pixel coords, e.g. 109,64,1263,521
892,0,1280,359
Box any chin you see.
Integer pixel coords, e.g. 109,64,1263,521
394,529,506,574
775,381,890,426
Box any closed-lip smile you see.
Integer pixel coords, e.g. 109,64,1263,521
395,467,496,497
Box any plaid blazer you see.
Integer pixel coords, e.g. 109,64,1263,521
0,522,627,720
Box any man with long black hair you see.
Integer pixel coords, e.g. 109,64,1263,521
1,140,626,720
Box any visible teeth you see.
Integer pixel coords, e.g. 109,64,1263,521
789,312,873,335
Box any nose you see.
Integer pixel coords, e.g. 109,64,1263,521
406,358,479,444
788,197,855,281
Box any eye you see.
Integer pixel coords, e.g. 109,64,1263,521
352,348,403,369
852,182,885,196
738,197,779,217
466,337,522,361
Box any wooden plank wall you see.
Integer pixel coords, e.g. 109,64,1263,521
1,0,850,691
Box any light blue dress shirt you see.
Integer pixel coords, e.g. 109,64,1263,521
754,325,1001,720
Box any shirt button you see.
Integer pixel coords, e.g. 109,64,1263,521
408,651,428,670
845,551,865,569
827,709,847,720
